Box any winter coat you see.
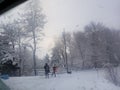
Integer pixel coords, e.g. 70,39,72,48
44,64,50,73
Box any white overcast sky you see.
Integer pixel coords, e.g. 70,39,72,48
40,0,120,36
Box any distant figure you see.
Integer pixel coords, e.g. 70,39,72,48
44,63,50,78
52,64,57,77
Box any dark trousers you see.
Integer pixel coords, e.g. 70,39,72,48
45,71,49,78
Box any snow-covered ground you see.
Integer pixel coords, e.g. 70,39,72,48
2,69,120,90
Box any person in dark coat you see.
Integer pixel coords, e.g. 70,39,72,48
44,63,50,78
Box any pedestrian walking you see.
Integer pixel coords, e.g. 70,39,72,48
44,63,50,78
52,64,57,77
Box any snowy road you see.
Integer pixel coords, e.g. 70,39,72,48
2,70,120,90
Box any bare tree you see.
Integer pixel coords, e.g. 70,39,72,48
73,32,87,69
22,0,46,75
62,30,69,72
51,39,64,66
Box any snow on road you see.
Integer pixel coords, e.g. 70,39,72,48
2,70,120,90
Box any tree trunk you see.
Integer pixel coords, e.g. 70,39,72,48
33,30,37,76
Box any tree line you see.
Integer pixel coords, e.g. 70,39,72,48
51,22,120,71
